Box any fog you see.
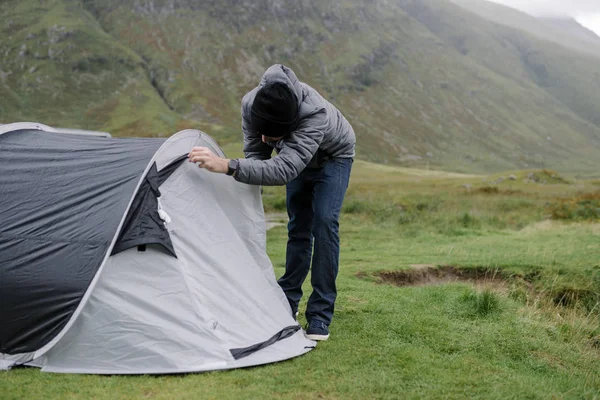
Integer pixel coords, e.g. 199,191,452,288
486,0,600,35
487,0,600,16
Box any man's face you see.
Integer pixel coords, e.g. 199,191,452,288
262,135,284,143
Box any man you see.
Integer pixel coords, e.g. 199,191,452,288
188,64,355,341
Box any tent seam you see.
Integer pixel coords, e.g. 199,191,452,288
0,233,106,246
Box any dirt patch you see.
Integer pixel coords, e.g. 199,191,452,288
373,265,507,288
476,186,522,195
361,265,600,315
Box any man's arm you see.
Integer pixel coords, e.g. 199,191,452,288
187,122,323,184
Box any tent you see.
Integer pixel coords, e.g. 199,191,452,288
0,122,314,374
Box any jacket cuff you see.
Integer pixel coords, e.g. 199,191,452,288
234,158,258,185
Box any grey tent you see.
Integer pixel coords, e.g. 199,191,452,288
0,122,314,374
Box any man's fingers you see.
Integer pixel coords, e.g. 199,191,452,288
189,149,210,160
188,147,214,157
189,154,209,164
188,147,222,173
188,147,205,159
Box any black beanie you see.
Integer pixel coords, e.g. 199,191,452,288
250,82,299,137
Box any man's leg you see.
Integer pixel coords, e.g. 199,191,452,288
305,158,353,326
277,171,314,316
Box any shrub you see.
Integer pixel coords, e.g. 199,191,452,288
527,169,570,184
477,186,500,194
460,212,480,228
547,192,600,221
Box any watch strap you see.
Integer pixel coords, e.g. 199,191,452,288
226,159,239,176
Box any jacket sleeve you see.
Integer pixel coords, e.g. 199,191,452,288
234,113,325,186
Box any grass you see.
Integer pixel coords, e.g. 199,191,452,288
1,161,599,399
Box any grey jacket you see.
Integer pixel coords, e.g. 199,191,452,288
234,64,356,186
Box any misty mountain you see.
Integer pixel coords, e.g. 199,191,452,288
540,17,600,42
1,0,599,175
450,0,600,59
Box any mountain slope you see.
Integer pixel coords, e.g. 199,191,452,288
450,0,600,60
1,0,599,175
542,17,600,43
0,0,190,136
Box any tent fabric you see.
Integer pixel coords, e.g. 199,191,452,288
113,163,174,257
0,129,163,355
112,155,188,258
34,156,313,374
0,125,315,374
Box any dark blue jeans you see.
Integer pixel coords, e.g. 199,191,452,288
277,157,353,326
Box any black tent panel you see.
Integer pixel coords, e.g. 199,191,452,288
0,130,163,355
112,155,187,257
113,163,173,257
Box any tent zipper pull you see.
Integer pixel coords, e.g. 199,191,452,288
157,197,172,224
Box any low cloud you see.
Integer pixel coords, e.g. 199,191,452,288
488,0,600,17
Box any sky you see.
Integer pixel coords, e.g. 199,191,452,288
487,0,600,36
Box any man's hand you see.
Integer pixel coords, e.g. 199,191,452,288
188,147,230,174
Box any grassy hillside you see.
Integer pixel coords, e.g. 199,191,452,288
1,0,600,175
450,0,600,59
3,161,600,398
0,1,176,135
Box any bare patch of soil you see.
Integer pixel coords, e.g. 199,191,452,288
373,265,507,288
360,265,600,315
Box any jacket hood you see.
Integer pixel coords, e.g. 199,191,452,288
258,64,303,109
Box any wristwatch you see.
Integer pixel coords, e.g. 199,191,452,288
226,159,239,176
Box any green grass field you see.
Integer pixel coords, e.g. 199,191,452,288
2,162,599,399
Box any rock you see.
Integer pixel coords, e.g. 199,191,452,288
29,66,37,74
48,25,72,44
48,47,63,60
398,154,422,162
509,175,517,181
0,69,11,84
526,172,541,183
462,184,472,191
426,152,433,158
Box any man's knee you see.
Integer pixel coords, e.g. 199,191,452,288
288,229,312,241
312,213,339,240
